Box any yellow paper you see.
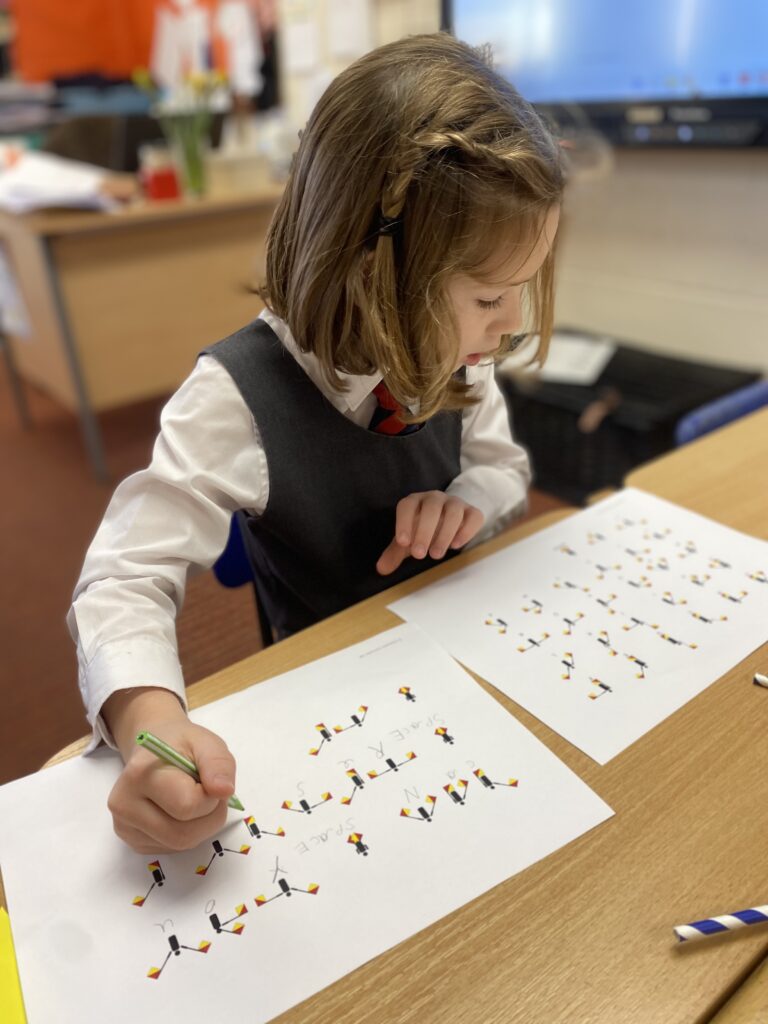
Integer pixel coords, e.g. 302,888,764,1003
0,908,26,1023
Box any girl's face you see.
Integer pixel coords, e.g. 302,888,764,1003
446,205,560,370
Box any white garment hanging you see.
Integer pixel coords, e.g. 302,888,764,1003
150,0,263,96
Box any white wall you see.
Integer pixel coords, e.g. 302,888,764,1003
276,0,440,132
557,148,768,373
375,0,441,41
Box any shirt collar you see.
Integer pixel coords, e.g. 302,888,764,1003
258,308,381,413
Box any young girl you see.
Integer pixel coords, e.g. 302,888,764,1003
69,32,564,854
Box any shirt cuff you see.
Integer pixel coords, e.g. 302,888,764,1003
446,468,529,546
80,639,188,754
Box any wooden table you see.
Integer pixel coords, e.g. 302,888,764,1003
626,406,768,1024
2,410,767,1023
0,184,283,479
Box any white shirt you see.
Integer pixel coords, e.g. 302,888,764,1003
68,309,531,750
151,0,263,98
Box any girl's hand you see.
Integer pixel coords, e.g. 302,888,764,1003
103,688,238,854
376,491,484,576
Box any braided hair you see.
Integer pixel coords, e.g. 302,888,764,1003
263,32,565,421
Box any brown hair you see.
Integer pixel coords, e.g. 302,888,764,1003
262,32,565,420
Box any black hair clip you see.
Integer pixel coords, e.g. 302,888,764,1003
363,210,402,250
376,213,401,237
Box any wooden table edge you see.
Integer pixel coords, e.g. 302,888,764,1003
7,185,286,238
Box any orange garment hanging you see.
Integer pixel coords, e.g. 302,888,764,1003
11,0,157,82
12,0,261,92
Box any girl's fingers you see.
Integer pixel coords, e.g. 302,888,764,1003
378,494,484,573
394,493,421,546
113,819,177,856
121,750,221,822
410,493,445,557
428,500,466,558
376,537,410,576
450,505,485,549
118,793,229,852
109,758,229,853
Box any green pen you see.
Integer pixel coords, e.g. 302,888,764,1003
136,730,245,811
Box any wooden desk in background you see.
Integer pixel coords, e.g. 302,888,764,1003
0,185,284,479
2,412,767,1023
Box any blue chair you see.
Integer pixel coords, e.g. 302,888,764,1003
213,512,275,647
674,379,768,447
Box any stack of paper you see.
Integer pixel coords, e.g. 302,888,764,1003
499,330,617,386
0,152,112,214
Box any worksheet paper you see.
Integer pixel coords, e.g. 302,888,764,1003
0,625,612,1024
390,489,768,764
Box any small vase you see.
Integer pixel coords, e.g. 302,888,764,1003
176,134,207,197
162,112,211,198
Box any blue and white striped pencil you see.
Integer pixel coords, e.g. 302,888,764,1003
674,904,768,942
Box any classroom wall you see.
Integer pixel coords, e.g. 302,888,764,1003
277,0,440,130
277,1,768,375
556,148,768,374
